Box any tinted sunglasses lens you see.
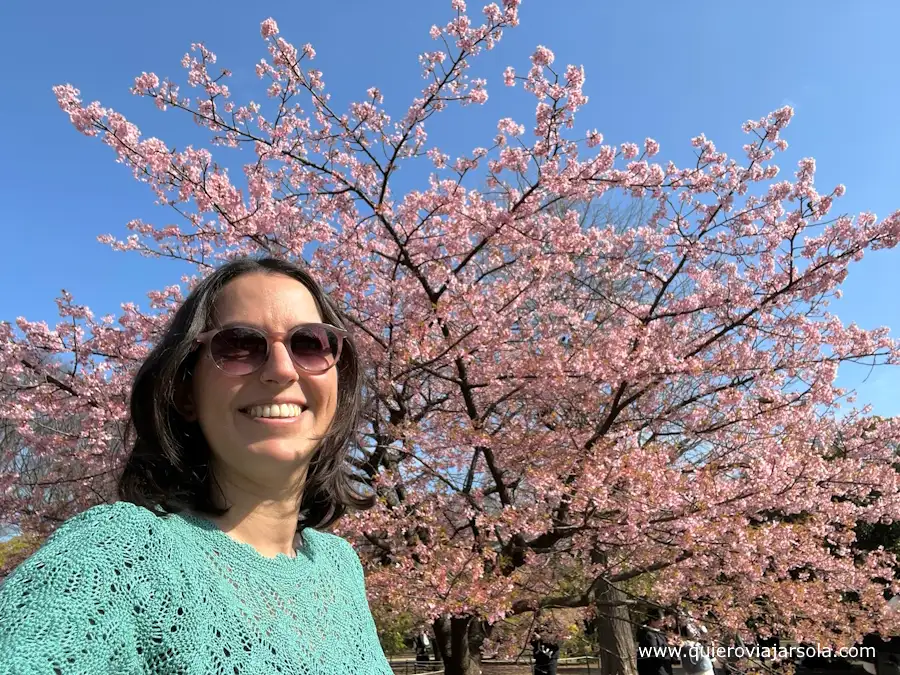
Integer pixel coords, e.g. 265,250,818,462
209,327,268,375
290,325,340,371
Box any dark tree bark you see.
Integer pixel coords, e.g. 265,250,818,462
595,578,638,675
432,615,485,675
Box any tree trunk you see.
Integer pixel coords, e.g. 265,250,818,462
432,629,444,664
595,578,638,675
432,615,483,675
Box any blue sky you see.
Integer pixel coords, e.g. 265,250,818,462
1,0,898,416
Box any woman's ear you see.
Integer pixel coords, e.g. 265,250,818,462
175,377,198,421
180,399,198,422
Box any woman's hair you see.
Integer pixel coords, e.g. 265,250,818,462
118,256,374,530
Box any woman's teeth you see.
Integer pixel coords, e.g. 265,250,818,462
244,403,304,419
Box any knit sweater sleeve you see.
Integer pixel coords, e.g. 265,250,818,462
0,502,151,675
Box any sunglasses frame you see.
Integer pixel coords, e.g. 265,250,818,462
194,323,348,376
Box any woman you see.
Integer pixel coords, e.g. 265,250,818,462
678,623,714,675
0,257,393,674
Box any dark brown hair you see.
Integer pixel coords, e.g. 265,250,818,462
118,256,374,530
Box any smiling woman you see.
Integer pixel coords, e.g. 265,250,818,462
0,257,393,674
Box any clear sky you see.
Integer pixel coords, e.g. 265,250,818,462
1,0,898,416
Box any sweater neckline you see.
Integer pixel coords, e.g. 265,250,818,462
175,511,313,578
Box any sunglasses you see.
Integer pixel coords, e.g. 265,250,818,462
194,323,347,376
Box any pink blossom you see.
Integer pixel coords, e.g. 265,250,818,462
427,147,449,168
530,45,554,66
260,18,279,38
132,72,159,91
467,78,488,104
483,3,502,22
451,0,466,11
503,66,516,86
497,117,524,136
586,129,603,147
644,137,660,157
564,64,584,87
621,142,639,159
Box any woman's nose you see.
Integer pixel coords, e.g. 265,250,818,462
259,341,299,385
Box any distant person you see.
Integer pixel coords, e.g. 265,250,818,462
756,634,781,669
415,631,432,662
862,633,900,675
679,624,714,675
636,609,674,675
532,632,560,675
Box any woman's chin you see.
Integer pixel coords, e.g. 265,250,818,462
244,440,317,465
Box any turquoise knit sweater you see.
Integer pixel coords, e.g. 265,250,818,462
0,502,393,674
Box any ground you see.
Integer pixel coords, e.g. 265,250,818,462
388,659,599,675
390,662,869,675
482,667,596,674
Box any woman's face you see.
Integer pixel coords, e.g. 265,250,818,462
191,272,339,487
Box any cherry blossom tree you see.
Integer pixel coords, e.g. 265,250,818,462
3,2,900,673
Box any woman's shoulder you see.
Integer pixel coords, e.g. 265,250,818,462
4,501,174,583
303,527,356,554
302,529,364,570
42,500,166,548
60,499,161,529
0,502,182,669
